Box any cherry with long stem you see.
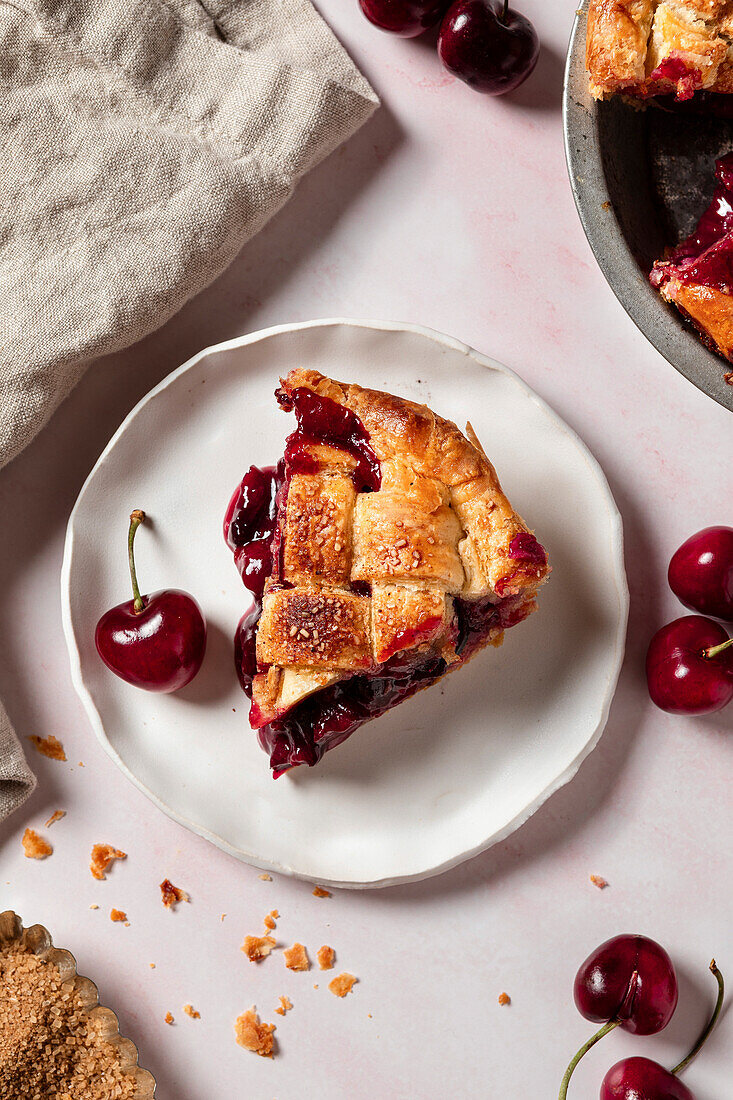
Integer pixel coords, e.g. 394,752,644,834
672,960,724,1075
127,509,146,613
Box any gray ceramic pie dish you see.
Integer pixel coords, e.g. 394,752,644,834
563,2,733,413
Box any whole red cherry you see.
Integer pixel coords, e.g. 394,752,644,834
646,616,733,715
574,935,679,1036
438,0,539,95
600,962,724,1100
668,526,733,621
601,1057,695,1100
95,510,207,693
359,0,450,37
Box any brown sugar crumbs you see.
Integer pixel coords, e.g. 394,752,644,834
159,879,189,909
317,945,335,971
242,934,276,962
498,992,511,1006
44,809,66,828
329,972,357,998
283,943,310,971
110,909,127,923
183,1004,200,1019
312,885,331,898
27,734,66,761
235,1007,275,1057
0,941,139,1098
274,995,292,1016
164,1012,174,1025
22,828,52,860
263,909,279,931
590,875,609,889
90,844,126,881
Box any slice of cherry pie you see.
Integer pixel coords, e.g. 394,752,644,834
224,371,549,777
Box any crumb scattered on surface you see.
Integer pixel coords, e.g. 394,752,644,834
22,828,52,860
159,879,189,909
313,984,318,989
317,945,335,971
0,939,141,1096
221,913,226,921
44,809,66,828
89,905,99,910
312,885,331,898
258,873,272,881
329,973,357,998
725,371,733,385
90,844,126,881
27,734,66,761
498,992,511,1006
78,762,84,767
149,963,155,969
164,1012,174,1025
235,1008,275,1057
242,935,276,962
263,909,279,931
110,909,127,923
283,943,309,972
274,995,292,1017
183,1004,200,1019
590,875,609,889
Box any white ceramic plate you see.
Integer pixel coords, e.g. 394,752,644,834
62,320,628,888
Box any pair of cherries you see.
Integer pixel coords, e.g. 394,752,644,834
646,526,733,715
561,934,724,1098
359,0,539,95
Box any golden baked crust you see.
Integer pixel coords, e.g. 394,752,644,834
657,276,733,358
586,0,733,100
250,370,549,727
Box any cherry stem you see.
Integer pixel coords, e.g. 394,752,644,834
703,638,733,660
127,510,146,614
558,1019,620,1099
672,960,724,1076
501,0,509,22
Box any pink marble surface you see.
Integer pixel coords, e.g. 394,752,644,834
0,2,731,1096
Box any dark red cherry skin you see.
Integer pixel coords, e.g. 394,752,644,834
646,616,733,715
668,526,733,621
96,590,207,693
574,935,678,1036
438,0,539,95
601,1057,695,1100
358,0,450,37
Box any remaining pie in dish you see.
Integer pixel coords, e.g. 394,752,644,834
651,152,733,360
586,0,733,101
224,371,549,777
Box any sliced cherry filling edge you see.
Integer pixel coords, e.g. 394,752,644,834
225,385,541,776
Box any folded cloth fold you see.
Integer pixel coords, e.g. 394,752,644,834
0,700,37,820
0,0,377,819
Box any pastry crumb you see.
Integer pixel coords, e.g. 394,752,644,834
89,904,99,910
235,1007,275,1057
149,963,155,968
27,734,66,761
221,913,226,921
284,943,310,972
90,843,126,880
313,984,318,989
329,972,357,998
160,878,189,908
183,1003,200,1019
263,909,279,931
274,995,292,1016
110,909,127,923
312,885,331,898
242,934,276,962
44,809,66,827
317,945,335,971
498,992,511,1006
164,1012,174,1025
22,828,52,860
258,873,272,881
590,875,609,890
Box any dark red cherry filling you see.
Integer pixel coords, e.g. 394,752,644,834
277,386,381,492
507,531,547,566
651,152,733,293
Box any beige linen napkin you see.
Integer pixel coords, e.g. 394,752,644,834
0,0,378,818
